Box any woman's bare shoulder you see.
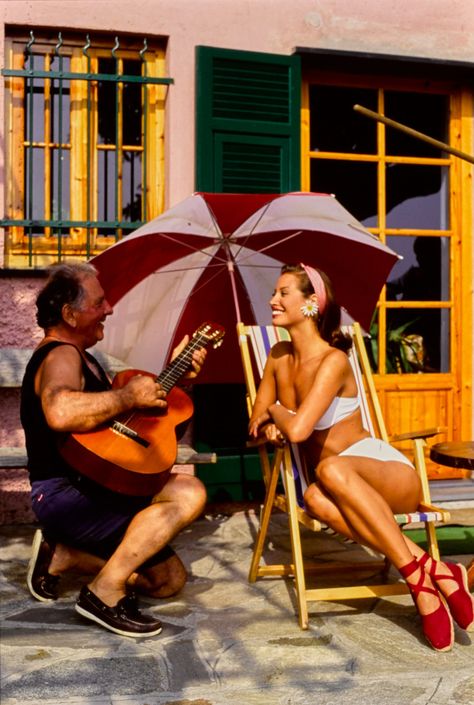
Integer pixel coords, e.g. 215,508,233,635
269,340,293,360
320,346,351,371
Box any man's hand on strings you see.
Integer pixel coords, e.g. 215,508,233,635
171,335,207,380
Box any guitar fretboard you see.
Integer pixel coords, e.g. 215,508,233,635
157,333,206,393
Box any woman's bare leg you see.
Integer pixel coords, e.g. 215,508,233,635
304,455,442,616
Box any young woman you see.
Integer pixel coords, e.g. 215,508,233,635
249,263,473,652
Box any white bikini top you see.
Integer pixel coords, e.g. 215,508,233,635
314,395,360,430
280,395,360,431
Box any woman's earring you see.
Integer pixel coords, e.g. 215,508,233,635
301,298,319,318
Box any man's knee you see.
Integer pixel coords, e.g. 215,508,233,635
142,554,187,598
158,474,207,522
178,475,207,518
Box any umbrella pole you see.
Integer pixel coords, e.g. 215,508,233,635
226,259,242,322
353,104,474,165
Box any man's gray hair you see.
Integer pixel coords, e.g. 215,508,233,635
36,261,99,329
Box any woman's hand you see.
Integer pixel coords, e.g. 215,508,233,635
262,423,286,446
249,411,286,446
249,411,271,439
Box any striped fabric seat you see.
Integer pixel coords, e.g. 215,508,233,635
395,511,444,525
237,321,450,629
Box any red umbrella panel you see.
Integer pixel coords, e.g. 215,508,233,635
92,192,399,384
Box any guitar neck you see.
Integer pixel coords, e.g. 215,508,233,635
156,334,205,393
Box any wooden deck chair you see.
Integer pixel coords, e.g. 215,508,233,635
237,321,451,629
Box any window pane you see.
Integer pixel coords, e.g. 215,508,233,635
122,60,141,146
24,148,45,220
24,55,45,143
98,149,116,231
386,164,449,229
98,58,116,145
385,91,449,158
52,148,70,220
50,55,71,143
386,235,449,302
310,159,378,225
386,308,449,373
309,86,378,154
122,151,142,221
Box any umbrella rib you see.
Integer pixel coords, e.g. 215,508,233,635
148,231,229,265
203,200,224,239
184,263,232,299
234,230,304,265
229,200,275,260
150,262,227,275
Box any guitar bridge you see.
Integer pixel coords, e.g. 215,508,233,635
111,421,150,448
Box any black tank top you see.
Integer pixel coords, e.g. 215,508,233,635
20,341,111,482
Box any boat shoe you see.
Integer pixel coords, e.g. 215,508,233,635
75,586,163,638
26,529,60,602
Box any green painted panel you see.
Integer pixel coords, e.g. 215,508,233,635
196,46,300,192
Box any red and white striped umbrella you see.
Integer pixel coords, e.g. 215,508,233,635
92,192,399,383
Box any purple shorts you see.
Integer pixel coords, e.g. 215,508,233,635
31,476,174,568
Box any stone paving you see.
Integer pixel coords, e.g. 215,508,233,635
1,511,474,705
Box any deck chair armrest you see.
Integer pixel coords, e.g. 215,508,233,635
246,438,286,450
418,502,451,522
246,438,268,448
389,426,448,443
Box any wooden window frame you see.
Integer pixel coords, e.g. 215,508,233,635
3,33,168,267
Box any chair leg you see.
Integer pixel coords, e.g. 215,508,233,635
425,521,441,561
412,438,441,561
282,447,309,629
248,451,283,583
467,559,474,590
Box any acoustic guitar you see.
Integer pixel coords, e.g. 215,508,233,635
59,322,225,496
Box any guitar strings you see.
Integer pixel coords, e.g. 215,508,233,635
109,328,220,434
118,334,207,431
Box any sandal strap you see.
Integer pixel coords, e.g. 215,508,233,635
400,557,438,598
418,553,455,583
398,557,419,580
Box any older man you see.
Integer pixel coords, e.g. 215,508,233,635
21,262,207,637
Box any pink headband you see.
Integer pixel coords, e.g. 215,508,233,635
300,263,327,315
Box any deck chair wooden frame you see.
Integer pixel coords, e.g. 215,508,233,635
237,321,451,629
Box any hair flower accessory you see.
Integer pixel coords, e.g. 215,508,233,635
301,298,319,318
300,263,327,315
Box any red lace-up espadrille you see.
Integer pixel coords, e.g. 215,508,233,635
399,557,453,652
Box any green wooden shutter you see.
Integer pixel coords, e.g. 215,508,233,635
196,46,301,192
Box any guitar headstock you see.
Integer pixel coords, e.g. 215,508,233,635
193,322,226,349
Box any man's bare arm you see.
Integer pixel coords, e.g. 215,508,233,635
38,345,167,433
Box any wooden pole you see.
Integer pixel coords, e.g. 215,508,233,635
353,104,474,165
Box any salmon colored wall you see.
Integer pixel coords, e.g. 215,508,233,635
0,278,43,447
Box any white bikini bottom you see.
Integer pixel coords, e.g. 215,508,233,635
339,437,414,468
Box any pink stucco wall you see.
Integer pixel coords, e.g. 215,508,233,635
0,278,43,448
0,278,43,348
